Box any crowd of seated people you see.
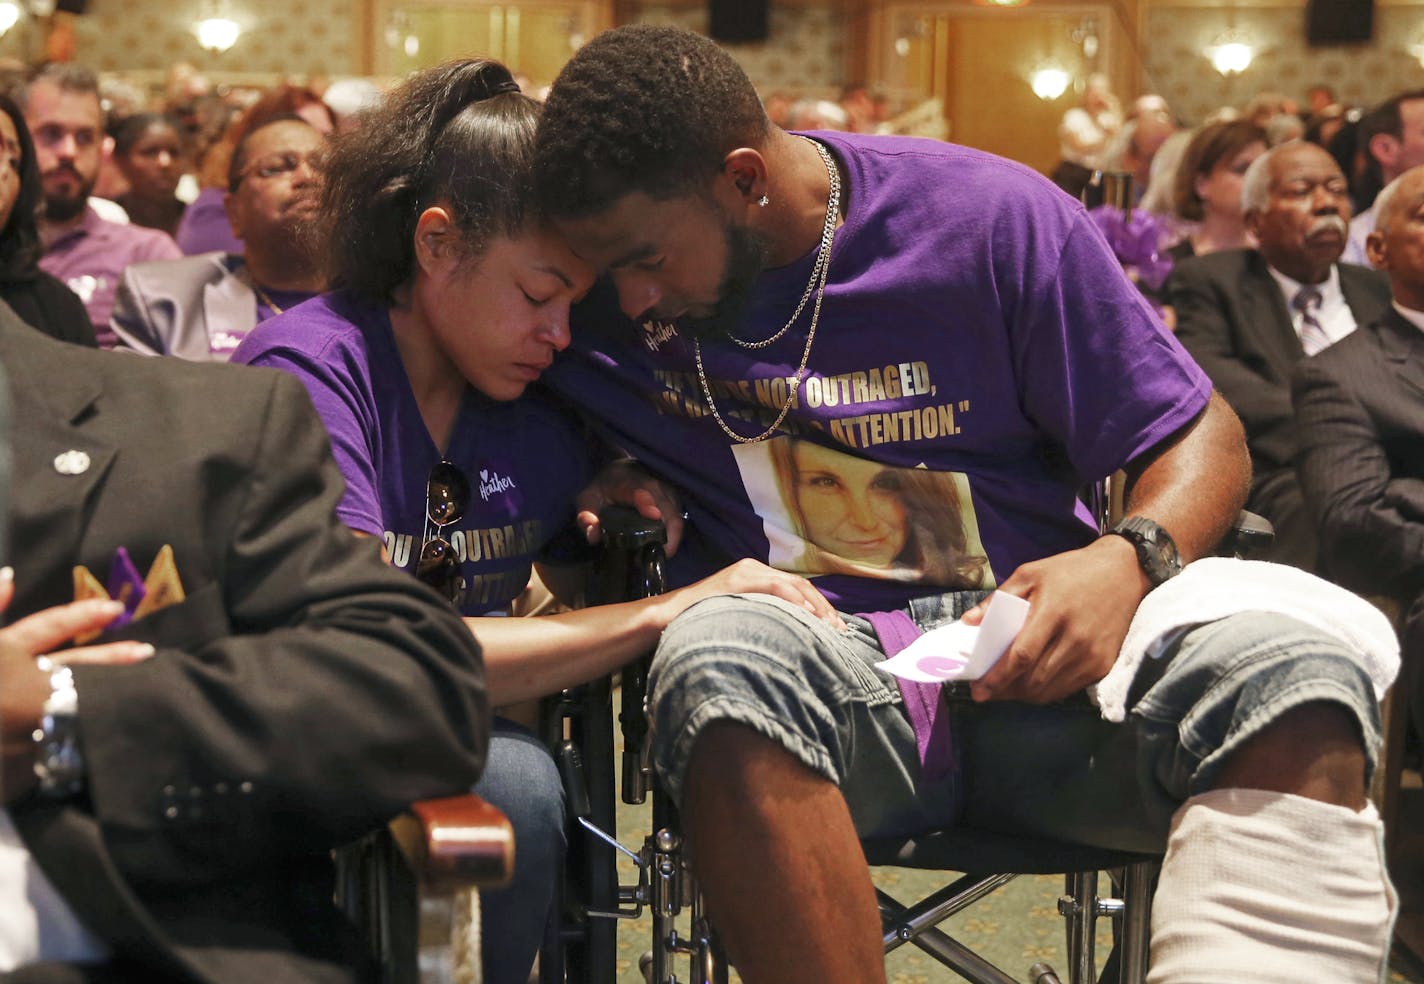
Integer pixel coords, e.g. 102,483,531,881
0,35,1420,984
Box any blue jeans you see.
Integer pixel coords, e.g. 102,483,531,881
647,592,1382,852
473,718,565,984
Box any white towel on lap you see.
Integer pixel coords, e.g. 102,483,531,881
1090,558,1401,723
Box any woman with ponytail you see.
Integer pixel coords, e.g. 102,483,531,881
233,58,835,982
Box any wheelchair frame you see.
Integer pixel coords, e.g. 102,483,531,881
542,507,1163,984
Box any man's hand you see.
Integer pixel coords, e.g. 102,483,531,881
0,569,155,802
576,459,686,555
961,536,1148,704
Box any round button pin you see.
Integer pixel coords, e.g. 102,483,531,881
53,450,90,475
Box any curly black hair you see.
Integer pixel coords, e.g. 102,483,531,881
534,25,769,219
319,59,537,302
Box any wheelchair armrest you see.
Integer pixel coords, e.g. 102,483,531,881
387,793,515,895
1217,509,1274,559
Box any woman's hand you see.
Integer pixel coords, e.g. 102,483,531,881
661,558,846,631
0,568,156,802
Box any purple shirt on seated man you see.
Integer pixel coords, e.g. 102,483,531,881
40,205,180,347
21,63,181,348
550,130,1210,613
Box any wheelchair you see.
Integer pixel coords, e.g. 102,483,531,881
337,793,515,984
538,503,1276,984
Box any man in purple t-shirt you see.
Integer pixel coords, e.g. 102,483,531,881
534,26,1397,984
21,64,181,348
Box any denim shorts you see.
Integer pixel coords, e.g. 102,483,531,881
647,592,1382,853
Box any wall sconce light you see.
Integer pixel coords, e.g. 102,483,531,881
1031,67,1070,101
195,17,240,52
1206,29,1253,75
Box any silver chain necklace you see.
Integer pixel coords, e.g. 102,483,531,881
695,138,841,445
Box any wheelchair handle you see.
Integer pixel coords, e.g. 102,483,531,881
598,504,668,550
556,739,593,821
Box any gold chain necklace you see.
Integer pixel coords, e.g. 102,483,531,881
239,265,288,316
695,138,840,445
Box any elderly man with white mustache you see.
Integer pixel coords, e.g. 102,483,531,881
1170,140,1391,573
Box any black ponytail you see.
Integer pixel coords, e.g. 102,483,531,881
320,58,538,302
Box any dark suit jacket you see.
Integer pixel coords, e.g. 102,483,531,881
1292,307,1424,742
0,272,95,348
0,309,489,983
1292,308,1424,597
1170,249,1390,568
110,252,256,361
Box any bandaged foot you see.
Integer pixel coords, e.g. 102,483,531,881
1149,788,1397,983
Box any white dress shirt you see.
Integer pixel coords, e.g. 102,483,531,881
1394,300,1424,334
0,810,110,968
1342,206,1375,268
1266,263,1359,352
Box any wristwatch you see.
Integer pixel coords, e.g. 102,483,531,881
1108,516,1182,588
32,656,85,799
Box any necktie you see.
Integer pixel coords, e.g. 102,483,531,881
1292,286,1331,356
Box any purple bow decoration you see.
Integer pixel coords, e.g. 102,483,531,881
1088,205,1177,292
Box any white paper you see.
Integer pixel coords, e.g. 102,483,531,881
876,592,1030,683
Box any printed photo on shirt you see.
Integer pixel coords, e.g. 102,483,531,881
733,436,994,589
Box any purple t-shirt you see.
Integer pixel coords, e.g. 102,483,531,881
175,186,244,257
548,132,1212,613
41,206,182,348
232,292,592,615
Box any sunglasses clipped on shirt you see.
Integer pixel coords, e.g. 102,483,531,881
416,459,470,605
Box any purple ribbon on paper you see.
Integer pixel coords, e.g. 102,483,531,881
861,610,955,782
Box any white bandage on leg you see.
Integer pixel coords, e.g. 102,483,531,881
1148,789,1397,984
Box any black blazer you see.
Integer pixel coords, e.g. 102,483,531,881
1171,249,1391,476
1292,308,1424,598
0,309,488,983
0,272,95,348
1170,250,1390,568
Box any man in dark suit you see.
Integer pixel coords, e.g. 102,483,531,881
0,306,488,982
1171,140,1391,570
1294,164,1424,755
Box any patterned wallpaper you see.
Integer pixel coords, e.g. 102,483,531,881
16,0,1420,123
0,1,844,96
0,0,360,77
1143,4,1424,125
631,3,847,95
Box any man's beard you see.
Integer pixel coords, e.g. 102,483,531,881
42,171,95,223
681,221,770,342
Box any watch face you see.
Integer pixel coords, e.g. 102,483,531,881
1114,517,1179,584
1157,541,1175,567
